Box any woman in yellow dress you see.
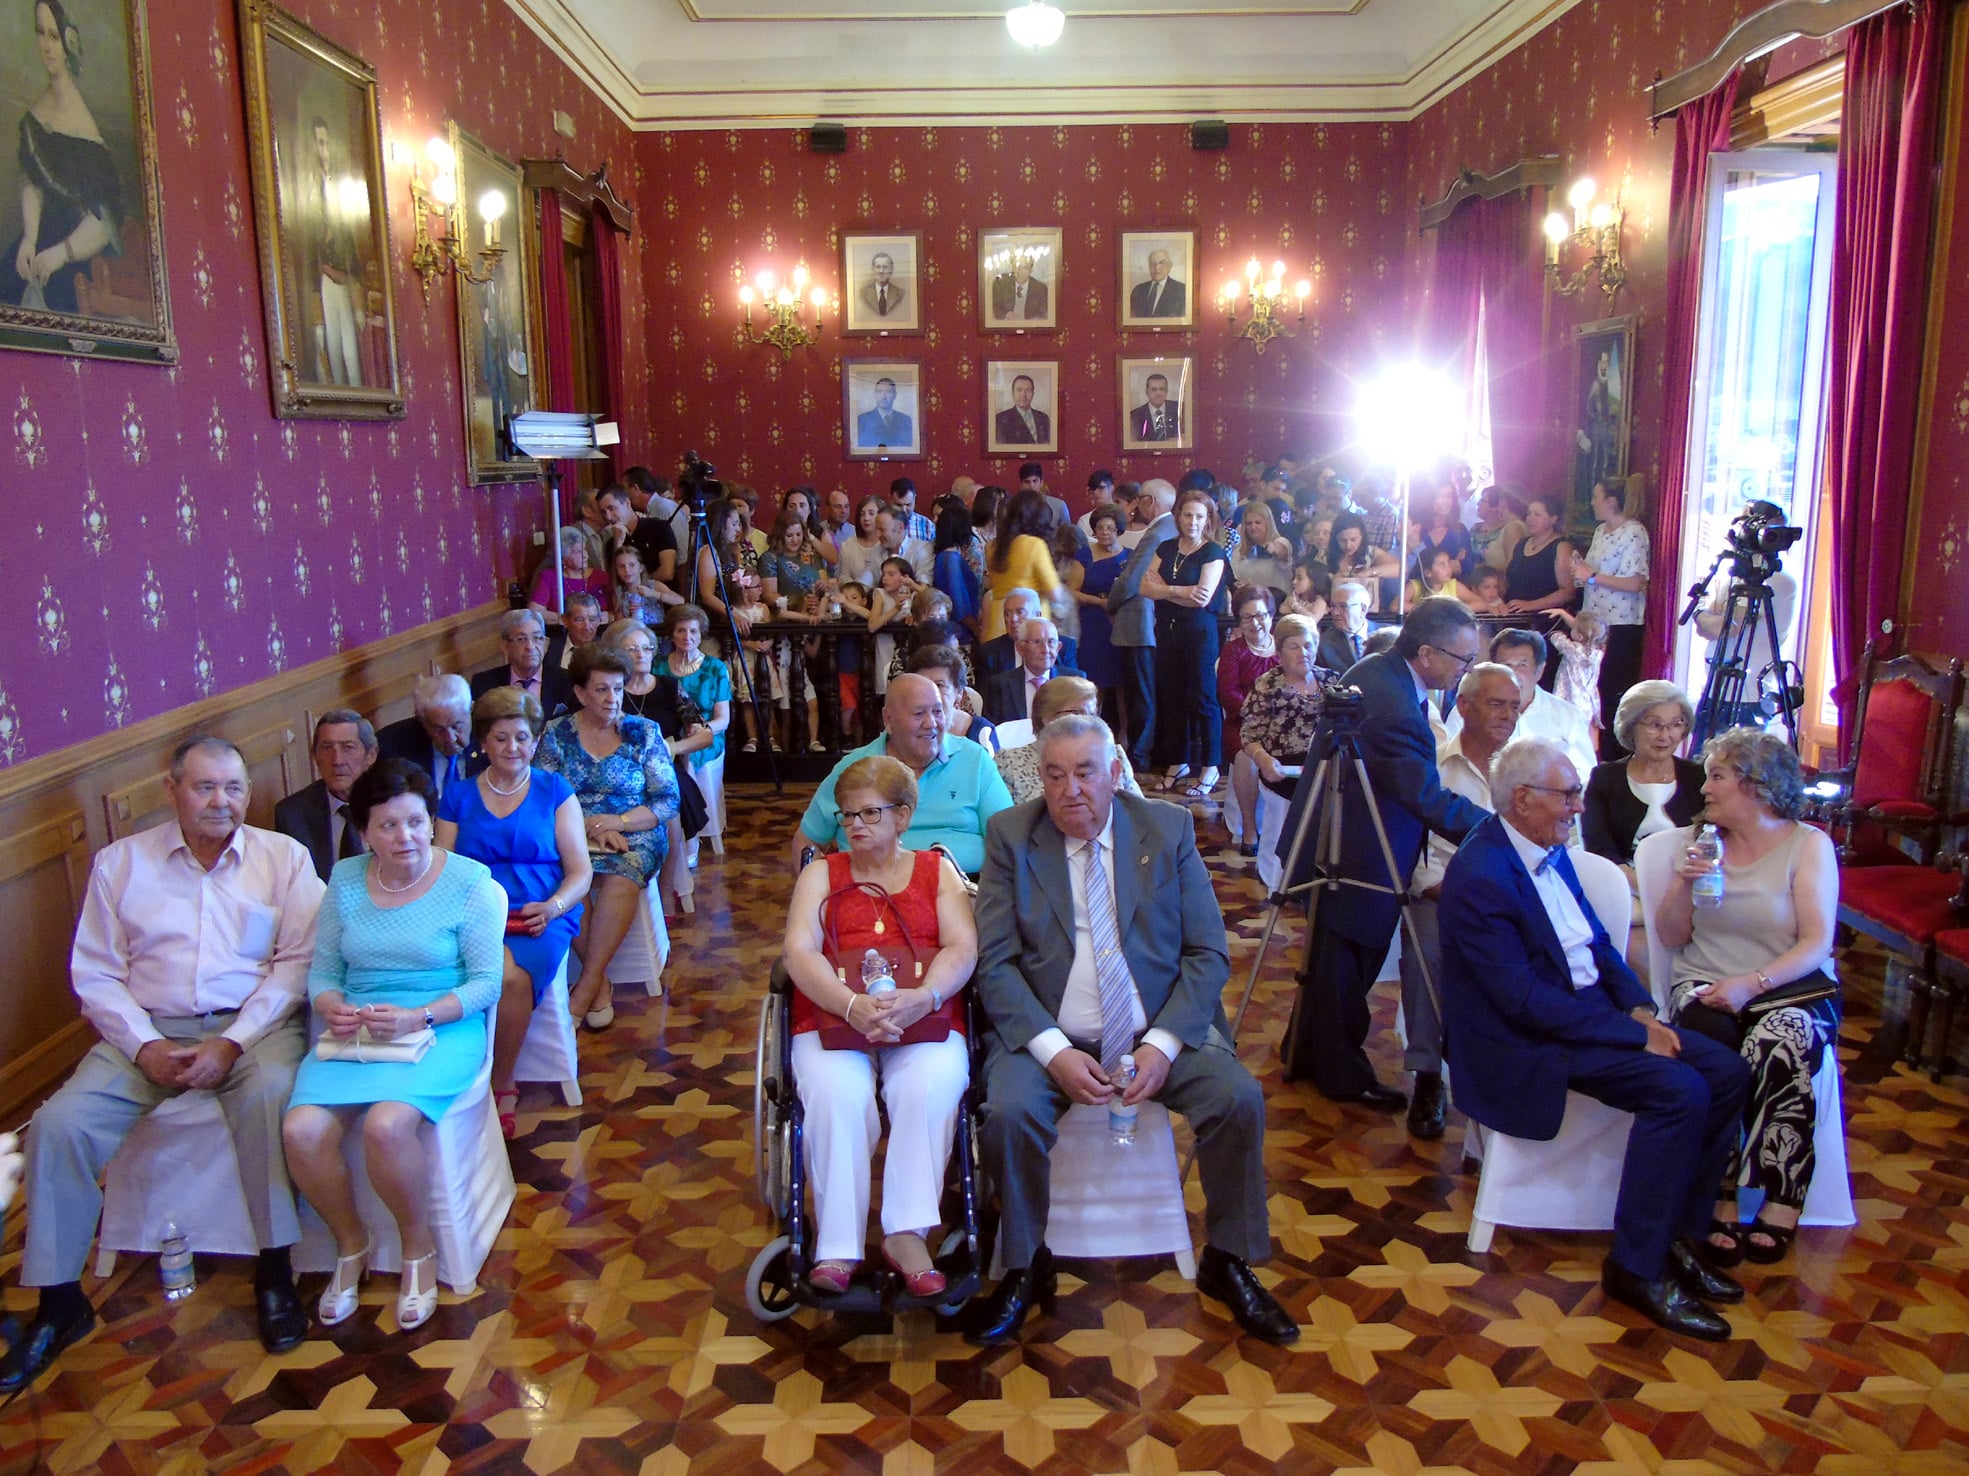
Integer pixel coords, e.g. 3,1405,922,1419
980,488,1063,641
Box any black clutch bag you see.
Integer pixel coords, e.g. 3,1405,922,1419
1738,970,1841,1023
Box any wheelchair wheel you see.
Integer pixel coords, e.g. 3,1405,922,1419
754,993,783,1206
745,1235,798,1323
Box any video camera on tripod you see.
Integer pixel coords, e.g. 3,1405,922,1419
678,450,723,514
1719,499,1803,582
1681,499,1806,750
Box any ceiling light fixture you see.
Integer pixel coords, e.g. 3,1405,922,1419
1006,0,1065,48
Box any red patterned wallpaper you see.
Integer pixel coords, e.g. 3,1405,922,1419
631,123,1413,524
0,0,647,767
1407,0,1834,501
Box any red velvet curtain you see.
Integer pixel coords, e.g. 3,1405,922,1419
1827,2,1943,694
591,200,628,481
534,186,577,519
1640,71,1743,680
1427,192,1545,490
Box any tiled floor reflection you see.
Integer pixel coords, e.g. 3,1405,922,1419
3,784,1967,1474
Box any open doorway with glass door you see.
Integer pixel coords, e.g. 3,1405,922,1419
1672,65,1845,765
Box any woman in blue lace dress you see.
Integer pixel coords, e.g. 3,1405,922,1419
282,759,508,1333
534,646,680,1030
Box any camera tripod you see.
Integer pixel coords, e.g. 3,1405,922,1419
1679,550,1801,752
681,472,782,794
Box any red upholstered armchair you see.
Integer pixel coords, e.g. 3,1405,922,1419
1819,643,1964,866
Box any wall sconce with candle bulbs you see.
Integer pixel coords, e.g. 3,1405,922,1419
738,264,833,356
1221,257,1311,354
1544,176,1625,303
406,131,506,299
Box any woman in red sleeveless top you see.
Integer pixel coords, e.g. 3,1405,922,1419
783,756,977,1295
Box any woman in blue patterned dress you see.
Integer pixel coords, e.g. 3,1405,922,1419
283,759,508,1333
534,646,680,1030
434,686,592,1139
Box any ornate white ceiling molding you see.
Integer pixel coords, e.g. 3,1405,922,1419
503,0,1586,130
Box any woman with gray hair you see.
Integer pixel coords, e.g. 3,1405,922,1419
1582,680,1703,869
995,676,1142,805
529,525,611,623
1645,727,1840,1269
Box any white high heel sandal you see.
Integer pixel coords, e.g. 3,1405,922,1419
397,1251,440,1331
319,1240,371,1327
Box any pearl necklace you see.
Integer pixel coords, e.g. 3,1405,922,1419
374,854,433,893
487,768,531,796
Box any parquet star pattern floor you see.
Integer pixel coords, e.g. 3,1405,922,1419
3,783,1968,1474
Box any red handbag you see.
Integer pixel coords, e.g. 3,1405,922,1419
816,879,962,1051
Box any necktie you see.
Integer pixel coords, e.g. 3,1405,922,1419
878,286,889,315
1535,845,1566,876
1082,837,1136,1074
517,673,538,690
441,753,461,796
1152,413,1165,437
1016,284,1026,312
334,802,363,859
1150,281,1163,313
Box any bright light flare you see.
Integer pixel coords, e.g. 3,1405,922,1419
1356,366,1464,469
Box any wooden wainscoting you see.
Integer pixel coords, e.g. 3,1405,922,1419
0,600,510,1126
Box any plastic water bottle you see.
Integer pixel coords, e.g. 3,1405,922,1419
1690,824,1725,909
159,1222,194,1300
1109,1055,1139,1145
861,949,898,1000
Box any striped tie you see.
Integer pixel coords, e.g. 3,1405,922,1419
1083,837,1136,1074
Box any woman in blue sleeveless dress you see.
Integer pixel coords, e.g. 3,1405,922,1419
434,685,592,1138
283,759,507,1334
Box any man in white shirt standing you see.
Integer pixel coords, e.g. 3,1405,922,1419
966,717,1295,1346
4,738,325,1390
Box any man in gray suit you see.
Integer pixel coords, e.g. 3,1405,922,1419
963,717,1295,1346
1105,479,1175,769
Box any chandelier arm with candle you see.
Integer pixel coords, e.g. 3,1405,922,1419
738,264,831,356
407,134,506,298
1221,256,1311,354
1543,176,1625,303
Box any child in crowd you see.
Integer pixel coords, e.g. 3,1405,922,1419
611,546,663,626
1463,567,1508,615
867,557,918,697
1406,547,1462,607
833,579,873,742
1551,608,1609,740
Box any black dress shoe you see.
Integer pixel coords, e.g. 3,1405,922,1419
1196,1246,1299,1345
256,1278,309,1353
1406,1071,1447,1139
960,1246,1056,1346
1601,1261,1731,1341
1668,1241,1745,1305
1328,1081,1407,1111
0,1304,96,1394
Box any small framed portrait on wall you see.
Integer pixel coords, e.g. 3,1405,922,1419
984,359,1059,457
238,0,404,419
1118,229,1194,329
979,225,1060,332
842,231,922,335
1570,314,1635,526
1118,355,1193,452
844,358,923,460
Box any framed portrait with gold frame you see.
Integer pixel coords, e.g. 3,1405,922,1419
983,359,1059,457
978,225,1060,332
237,0,403,420
0,0,175,363
450,124,537,484
1118,229,1195,330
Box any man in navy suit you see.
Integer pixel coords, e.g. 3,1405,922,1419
1440,737,1750,1340
374,673,478,803
855,377,915,449
965,716,1293,1346
273,709,377,881
1316,582,1373,674
470,608,573,719
1129,374,1181,442
981,617,1084,725
1279,598,1485,1106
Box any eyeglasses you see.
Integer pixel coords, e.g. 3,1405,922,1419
1239,612,1271,625
835,803,903,828
1424,643,1476,674
1522,784,1585,803
1637,717,1690,735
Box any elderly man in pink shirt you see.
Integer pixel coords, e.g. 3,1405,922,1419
3,736,323,1392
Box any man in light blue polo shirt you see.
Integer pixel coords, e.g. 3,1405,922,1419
799,674,1014,874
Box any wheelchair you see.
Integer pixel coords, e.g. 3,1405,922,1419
746,957,988,1322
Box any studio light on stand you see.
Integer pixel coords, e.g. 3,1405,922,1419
1355,367,1464,615
508,411,619,617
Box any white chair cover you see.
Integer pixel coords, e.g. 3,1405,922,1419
696,752,726,855
607,881,668,998
513,955,582,1105
99,1011,517,1295
1634,829,1853,1228
993,718,1035,751
993,1100,1196,1280
1254,785,1290,894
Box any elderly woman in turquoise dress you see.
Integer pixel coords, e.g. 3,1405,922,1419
534,646,680,1029
282,759,508,1334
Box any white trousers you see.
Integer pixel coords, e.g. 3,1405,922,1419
791,1030,968,1262
318,274,362,386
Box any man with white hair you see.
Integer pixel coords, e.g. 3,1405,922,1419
981,617,1084,725
1439,736,1751,1341
1105,478,1177,768
376,673,478,801
1442,627,1595,780
471,608,574,717
975,587,1078,679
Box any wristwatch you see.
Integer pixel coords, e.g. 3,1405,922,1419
423,1007,436,1030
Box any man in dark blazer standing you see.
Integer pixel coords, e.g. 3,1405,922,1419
981,617,1084,725
965,716,1295,1346
273,709,377,880
1105,480,1175,769
993,374,1051,445
1440,736,1750,1340
1280,597,1486,1104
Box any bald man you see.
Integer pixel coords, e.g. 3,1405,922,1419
796,674,1015,875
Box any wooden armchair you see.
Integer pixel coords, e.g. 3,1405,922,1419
1818,642,1965,866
